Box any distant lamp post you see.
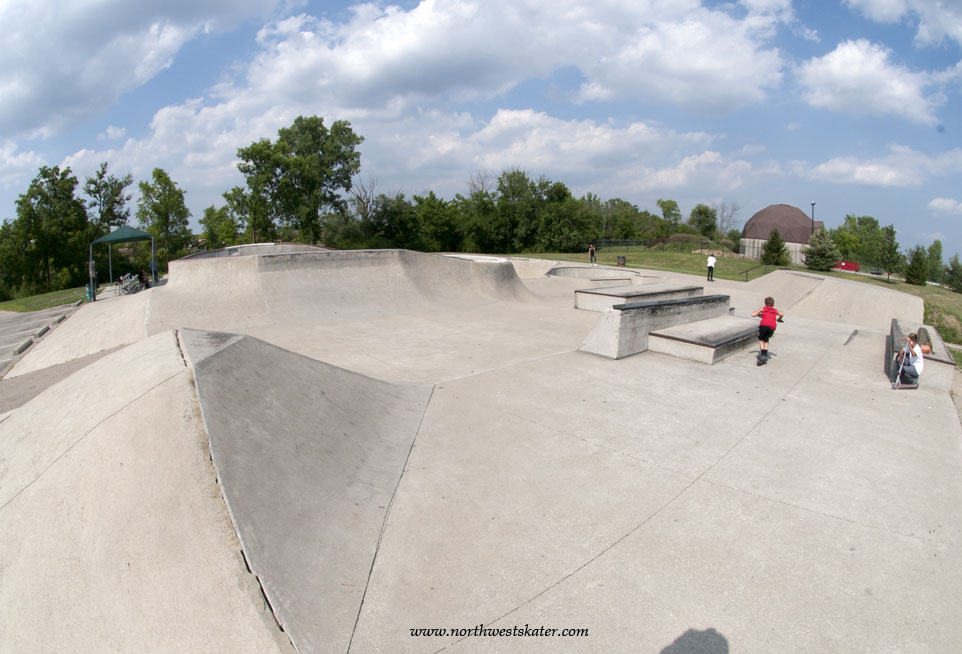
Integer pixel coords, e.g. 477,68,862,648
810,201,816,234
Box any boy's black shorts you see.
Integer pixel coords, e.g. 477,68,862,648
758,325,774,342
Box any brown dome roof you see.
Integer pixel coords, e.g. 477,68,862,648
742,204,823,244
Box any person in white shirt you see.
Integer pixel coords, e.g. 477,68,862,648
892,332,924,386
707,254,716,281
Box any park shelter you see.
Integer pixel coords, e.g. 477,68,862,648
740,204,825,265
89,225,157,301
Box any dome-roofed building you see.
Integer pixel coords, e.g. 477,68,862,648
740,204,824,265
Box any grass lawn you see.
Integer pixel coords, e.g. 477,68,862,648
521,248,780,281
0,286,92,312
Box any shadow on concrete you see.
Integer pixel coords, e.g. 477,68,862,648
660,627,730,653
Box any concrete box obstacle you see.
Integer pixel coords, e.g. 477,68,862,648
574,283,703,311
580,294,733,360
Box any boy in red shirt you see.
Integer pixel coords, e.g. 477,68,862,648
751,296,784,365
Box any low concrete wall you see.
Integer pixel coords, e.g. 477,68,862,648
179,243,326,259
547,266,639,282
580,294,732,359
888,319,954,391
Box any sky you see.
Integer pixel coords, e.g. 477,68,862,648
1,0,961,256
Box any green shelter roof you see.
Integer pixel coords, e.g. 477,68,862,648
92,225,153,245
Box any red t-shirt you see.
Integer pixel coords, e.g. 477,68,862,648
760,306,778,329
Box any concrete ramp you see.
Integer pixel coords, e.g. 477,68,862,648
0,333,290,653
5,290,150,378
10,250,545,376
789,275,923,330
181,329,433,654
747,270,923,331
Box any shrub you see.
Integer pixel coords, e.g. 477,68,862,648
761,228,790,266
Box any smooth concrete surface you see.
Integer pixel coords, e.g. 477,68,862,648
0,303,77,376
0,333,292,653
1,250,959,653
182,329,433,654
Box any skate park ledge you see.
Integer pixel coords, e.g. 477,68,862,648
574,284,703,311
580,294,734,360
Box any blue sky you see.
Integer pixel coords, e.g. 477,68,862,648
1,0,961,256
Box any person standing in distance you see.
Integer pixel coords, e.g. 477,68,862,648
707,253,716,281
588,243,597,266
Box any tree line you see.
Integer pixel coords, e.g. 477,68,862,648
2,113,959,299
759,213,959,291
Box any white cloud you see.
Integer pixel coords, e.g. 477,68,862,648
844,0,962,47
929,198,962,215
804,145,962,187
98,126,127,141
0,0,284,139
630,151,756,193
41,0,794,216
241,0,786,118
796,39,941,124
0,141,45,197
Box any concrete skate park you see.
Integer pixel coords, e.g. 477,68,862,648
2,245,961,653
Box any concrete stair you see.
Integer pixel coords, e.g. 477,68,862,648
648,315,758,364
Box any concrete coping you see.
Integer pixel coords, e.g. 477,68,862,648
614,293,731,312
577,284,702,298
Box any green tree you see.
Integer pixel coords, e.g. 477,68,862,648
878,225,901,280
831,214,883,266
200,205,239,250
761,228,789,266
726,228,741,252
802,228,840,271
830,225,859,261
535,187,592,252
656,199,682,227
15,165,89,292
944,254,962,293
455,185,499,253
687,203,717,237
84,162,133,234
0,220,28,299
904,245,929,285
237,116,363,245
927,240,943,283
278,116,363,244
366,193,421,249
414,191,462,252
495,168,539,252
137,168,192,265
223,185,275,244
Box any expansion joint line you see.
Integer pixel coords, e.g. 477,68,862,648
346,383,438,654
437,353,827,653
0,365,188,516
